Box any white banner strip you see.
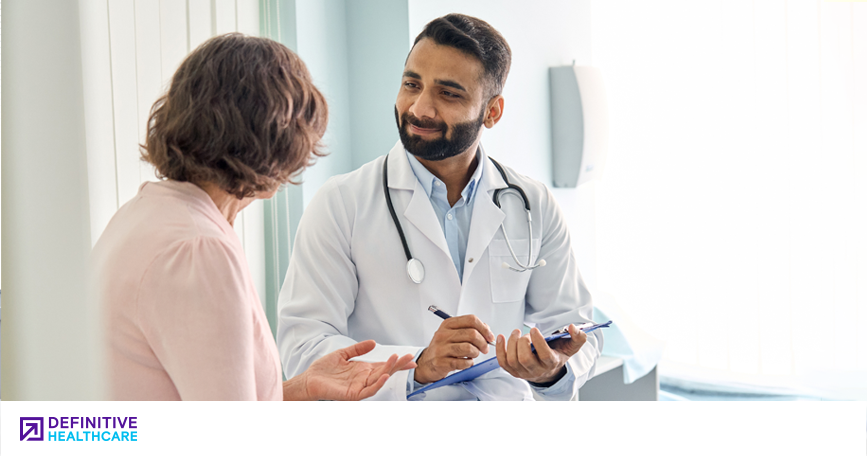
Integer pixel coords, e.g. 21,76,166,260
2,401,865,455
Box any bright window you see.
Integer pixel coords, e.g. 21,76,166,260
592,0,867,399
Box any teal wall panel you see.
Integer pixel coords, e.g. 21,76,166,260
346,0,411,168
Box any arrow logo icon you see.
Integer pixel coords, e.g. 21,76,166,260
20,417,44,441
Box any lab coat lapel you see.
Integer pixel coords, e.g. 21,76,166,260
386,143,452,261
462,147,507,283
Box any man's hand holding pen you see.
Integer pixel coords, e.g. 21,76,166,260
414,314,495,384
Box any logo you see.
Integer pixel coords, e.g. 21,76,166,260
20,417,44,441
18,416,138,442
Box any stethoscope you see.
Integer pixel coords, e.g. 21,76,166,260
383,155,546,284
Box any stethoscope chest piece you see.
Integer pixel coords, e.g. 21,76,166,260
406,258,425,284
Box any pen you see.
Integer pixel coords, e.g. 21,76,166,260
427,306,496,347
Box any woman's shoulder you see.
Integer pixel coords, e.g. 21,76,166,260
92,181,242,286
115,181,233,243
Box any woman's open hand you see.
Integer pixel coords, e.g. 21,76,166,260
284,340,416,401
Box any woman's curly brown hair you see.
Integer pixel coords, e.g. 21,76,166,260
142,33,327,199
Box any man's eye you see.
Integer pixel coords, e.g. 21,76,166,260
404,82,418,89
442,91,460,98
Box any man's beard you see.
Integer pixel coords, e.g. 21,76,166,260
395,106,486,161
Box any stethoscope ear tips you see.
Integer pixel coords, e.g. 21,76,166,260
537,259,546,267
501,262,511,269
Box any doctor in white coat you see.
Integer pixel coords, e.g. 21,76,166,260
278,13,601,400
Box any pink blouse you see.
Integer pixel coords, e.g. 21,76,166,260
91,180,282,400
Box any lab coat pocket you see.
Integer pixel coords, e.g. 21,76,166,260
488,239,540,303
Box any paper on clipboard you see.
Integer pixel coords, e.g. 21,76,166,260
406,320,612,399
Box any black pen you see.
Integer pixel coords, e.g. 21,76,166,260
427,305,496,347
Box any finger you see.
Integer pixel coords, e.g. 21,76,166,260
449,357,475,371
391,354,417,373
365,355,397,384
496,333,520,377
449,328,491,355
357,374,390,400
530,327,558,370
495,334,507,366
444,315,495,343
442,315,479,330
516,335,538,374
506,329,521,372
380,354,398,375
448,342,481,359
561,324,588,356
336,340,377,360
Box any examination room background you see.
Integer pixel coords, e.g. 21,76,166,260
1,0,865,401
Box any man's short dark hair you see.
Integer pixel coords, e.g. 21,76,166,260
412,14,511,98
142,33,327,199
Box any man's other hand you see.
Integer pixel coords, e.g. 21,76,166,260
495,324,586,385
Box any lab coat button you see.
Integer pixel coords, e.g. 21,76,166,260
468,258,474,263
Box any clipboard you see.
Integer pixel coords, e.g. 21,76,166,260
407,320,612,399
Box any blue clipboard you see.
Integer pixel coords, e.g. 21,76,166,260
407,320,612,398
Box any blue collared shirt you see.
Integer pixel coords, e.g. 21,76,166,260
405,149,484,282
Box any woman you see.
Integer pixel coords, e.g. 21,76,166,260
90,34,414,400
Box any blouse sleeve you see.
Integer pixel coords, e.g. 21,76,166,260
136,236,258,400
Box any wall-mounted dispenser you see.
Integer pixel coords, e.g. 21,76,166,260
549,65,608,188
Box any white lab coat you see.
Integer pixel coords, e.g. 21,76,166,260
277,141,601,400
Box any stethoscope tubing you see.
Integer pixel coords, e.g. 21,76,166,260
382,156,413,263
383,154,544,283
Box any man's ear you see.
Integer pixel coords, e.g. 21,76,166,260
484,95,505,128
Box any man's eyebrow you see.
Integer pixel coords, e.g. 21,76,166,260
434,79,467,93
402,71,468,93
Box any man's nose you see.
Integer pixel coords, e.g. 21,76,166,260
408,89,436,120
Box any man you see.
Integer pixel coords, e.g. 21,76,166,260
277,14,601,400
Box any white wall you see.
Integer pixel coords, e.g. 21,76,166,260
1,0,102,400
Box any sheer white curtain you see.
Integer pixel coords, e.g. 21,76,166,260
591,0,866,398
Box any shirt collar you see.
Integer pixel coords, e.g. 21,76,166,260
405,148,485,204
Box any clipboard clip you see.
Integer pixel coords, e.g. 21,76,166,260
550,321,612,335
